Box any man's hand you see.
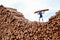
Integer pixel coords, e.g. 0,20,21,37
43,11,45,14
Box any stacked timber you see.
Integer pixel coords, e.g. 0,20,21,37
0,5,60,40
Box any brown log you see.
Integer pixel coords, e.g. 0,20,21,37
35,9,49,13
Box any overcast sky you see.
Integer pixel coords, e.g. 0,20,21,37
0,0,60,22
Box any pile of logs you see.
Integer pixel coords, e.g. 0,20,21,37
0,5,60,40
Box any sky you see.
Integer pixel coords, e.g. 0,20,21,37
0,0,60,22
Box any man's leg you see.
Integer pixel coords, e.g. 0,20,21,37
39,18,40,22
42,17,44,22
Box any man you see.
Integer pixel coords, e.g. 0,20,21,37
34,9,49,22
39,11,44,22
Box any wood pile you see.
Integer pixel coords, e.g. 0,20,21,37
0,5,60,40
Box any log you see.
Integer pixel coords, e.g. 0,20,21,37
34,9,49,13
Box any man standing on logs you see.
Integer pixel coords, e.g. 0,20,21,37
34,9,49,22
